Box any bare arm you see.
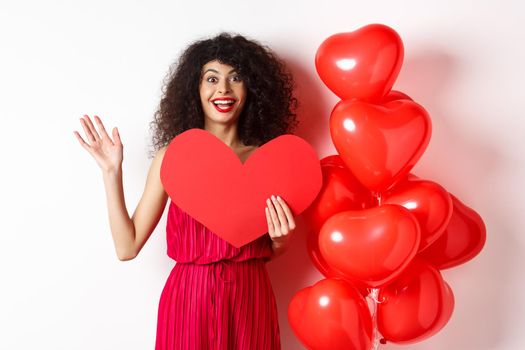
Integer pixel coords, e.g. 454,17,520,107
75,115,168,261
102,147,168,260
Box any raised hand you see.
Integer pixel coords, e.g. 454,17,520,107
74,115,124,173
265,195,296,249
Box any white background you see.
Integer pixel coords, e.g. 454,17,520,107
1,0,524,349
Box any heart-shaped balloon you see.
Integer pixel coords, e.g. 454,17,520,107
288,278,373,350
304,155,375,293
160,128,322,248
305,155,376,232
383,177,453,251
330,99,432,192
419,194,486,269
315,24,404,102
382,90,413,103
318,204,421,288
378,258,455,344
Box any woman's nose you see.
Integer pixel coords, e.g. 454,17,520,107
218,80,231,93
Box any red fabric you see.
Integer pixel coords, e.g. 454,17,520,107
155,200,281,349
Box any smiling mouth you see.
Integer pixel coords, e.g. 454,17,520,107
211,99,236,113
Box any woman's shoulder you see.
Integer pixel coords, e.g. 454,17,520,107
149,145,169,175
156,145,169,161
159,145,169,155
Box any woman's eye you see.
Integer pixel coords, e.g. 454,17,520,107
206,76,217,83
231,75,242,82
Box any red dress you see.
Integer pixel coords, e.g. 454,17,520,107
155,200,281,350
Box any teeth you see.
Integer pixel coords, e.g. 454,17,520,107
213,100,234,105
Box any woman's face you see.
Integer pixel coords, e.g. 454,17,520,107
199,60,247,127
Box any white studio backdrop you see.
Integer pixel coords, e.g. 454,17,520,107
1,0,524,349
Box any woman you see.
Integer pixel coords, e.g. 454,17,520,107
74,32,299,349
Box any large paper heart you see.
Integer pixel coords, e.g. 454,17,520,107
160,128,322,248
288,278,373,350
315,24,404,102
419,194,486,269
318,204,421,288
383,177,453,251
330,99,432,192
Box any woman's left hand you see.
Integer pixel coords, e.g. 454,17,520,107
265,195,296,249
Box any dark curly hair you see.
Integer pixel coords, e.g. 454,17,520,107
148,32,299,158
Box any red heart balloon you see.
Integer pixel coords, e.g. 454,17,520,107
306,155,376,232
288,278,373,350
330,99,432,192
378,258,455,344
318,204,421,288
304,155,375,294
160,129,322,248
315,24,404,102
383,178,453,251
382,90,413,103
419,194,486,269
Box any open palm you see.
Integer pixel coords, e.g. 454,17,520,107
74,115,123,173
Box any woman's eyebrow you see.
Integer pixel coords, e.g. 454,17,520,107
203,68,238,75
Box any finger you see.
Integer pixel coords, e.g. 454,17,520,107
266,198,281,236
276,195,296,230
113,127,122,146
83,115,101,142
271,195,289,233
265,207,275,237
73,130,91,151
80,116,96,143
94,115,113,145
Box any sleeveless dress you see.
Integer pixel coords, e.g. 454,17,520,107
155,200,281,350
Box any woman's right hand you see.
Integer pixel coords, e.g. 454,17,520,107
74,115,124,173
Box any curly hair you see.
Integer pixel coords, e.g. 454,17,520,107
148,32,299,158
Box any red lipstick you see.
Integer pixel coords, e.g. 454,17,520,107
211,97,236,113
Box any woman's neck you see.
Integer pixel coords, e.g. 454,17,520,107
204,123,243,149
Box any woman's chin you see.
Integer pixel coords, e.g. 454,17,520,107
205,112,241,125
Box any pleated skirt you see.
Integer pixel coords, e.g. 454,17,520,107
155,258,281,350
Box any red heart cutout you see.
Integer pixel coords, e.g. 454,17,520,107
330,99,432,192
318,204,421,288
315,24,404,102
288,278,373,350
160,129,322,248
419,194,486,269
383,177,453,251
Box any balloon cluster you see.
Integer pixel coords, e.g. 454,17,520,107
288,24,487,350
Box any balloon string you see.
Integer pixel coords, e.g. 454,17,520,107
368,288,384,350
368,192,382,350
369,193,384,349
374,191,383,206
